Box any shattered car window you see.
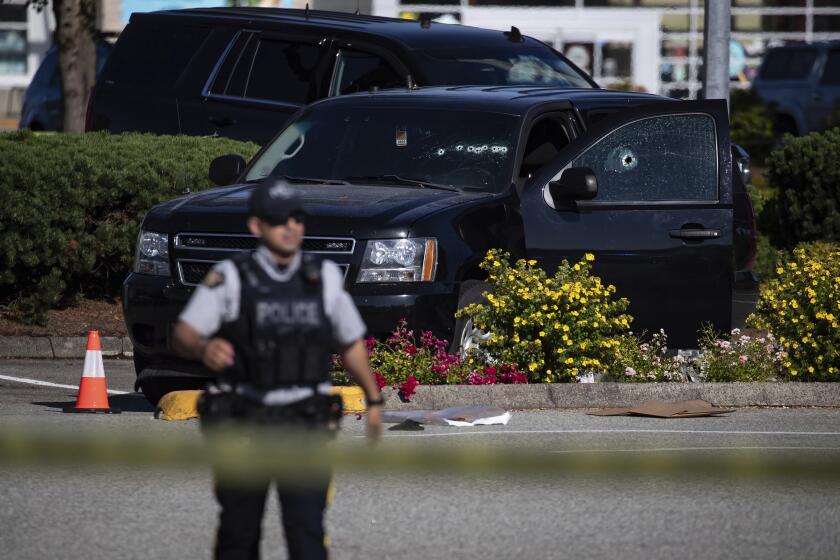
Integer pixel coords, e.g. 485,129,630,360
246,105,519,193
570,114,718,201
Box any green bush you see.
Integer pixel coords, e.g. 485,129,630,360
748,242,840,381
730,89,776,165
765,128,840,247
0,131,260,324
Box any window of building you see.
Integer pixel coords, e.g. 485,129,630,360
0,29,26,75
570,114,717,202
814,15,840,32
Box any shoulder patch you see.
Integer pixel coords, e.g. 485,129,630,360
203,270,225,289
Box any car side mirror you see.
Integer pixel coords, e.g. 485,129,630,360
548,167,598,204
209,154,246,186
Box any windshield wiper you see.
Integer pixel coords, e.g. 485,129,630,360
341,174,459,192
243,175,348,185
279,175,349,185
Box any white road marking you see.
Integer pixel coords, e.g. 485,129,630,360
373,429,840,438
0,374,130,395
550,446,840,454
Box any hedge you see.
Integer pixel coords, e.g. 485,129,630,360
0,131,260,324
765,127,840,248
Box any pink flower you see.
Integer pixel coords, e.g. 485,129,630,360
625,367,637,376
365,337,376,353
398,375,419,401
405,344,417,357
739,355,748,364
373,371,387,390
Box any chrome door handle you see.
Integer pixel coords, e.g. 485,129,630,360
669,229,720,240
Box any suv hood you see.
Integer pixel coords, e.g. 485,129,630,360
146,182,495,234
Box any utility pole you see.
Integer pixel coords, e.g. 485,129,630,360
702,0,730,105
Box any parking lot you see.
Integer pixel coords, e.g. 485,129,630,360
1,359,839,560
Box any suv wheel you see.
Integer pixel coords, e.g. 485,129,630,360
449,282,493,358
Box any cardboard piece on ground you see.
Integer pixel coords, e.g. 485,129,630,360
155,390,203,421
383,405,511,427
588,399,735,418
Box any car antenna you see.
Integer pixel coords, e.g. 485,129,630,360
503,26,523,42
354,0,360,15
304,2,309,19
406,74,416,91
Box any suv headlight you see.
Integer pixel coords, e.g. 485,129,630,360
357,238,437,283
133,231,170,276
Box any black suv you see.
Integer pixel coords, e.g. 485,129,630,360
753,41,840,136
87,7,594,144
126,86,758,401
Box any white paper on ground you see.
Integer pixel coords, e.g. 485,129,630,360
382,405,511,427
444,412,512,427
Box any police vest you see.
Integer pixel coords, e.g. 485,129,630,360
217,252,333,390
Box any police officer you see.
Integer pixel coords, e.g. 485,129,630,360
172,178,384,560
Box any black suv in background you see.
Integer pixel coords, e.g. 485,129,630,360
87,7,594,144
126,86,758,403
753,41,840,136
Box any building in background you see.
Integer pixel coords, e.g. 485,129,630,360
378,1,840,98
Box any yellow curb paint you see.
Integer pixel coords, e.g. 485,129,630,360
330,386,366,413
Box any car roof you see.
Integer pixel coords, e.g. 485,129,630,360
133,7,551,50
765,40,840,51
306,85,669,115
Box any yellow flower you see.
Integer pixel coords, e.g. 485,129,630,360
539,331,546,337
493,260,501,267
565,358,574,364
528,362,538,372
562,325,570,332
528,259,537,265
584,253,595,262
808,366,815,374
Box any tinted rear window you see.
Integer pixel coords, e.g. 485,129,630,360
102,23,209,89
820,50,840,86
759,49,818,80
245,39,322,104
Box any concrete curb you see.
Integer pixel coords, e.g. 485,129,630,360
379,383,840,409
0,336,134,359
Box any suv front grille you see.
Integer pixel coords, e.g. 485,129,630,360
174,233,355,287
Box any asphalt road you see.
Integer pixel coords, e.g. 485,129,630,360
2,359,840,560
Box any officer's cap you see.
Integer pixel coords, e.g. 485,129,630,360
248,177,305,226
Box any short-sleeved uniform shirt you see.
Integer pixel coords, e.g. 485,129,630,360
179,246,366,405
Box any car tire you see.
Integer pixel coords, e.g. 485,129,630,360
449,281,492,357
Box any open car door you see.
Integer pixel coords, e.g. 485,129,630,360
519,100,733,349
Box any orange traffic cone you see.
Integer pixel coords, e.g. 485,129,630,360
63,331,121,414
